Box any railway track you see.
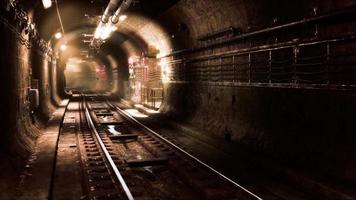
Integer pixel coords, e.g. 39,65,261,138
75,94,267,200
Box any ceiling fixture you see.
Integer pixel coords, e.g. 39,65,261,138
111,0,133,24
54,32,62,39
42,0,52,9
54,0,66,40
91,0,133,48
60,44,67,51
94,24,118,40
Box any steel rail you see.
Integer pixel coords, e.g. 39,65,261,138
109,102,263,200
83,98,134,200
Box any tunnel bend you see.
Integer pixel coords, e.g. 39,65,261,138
0,0,356,199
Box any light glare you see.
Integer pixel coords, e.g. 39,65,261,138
55,32,62,39
42,0,52,9
94,23,117,40
60,44,67,51
119,15,127,22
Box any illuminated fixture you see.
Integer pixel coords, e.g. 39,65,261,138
119,15,127,22
54,32,62,39
42,0,52,9
91,0,133,46
94,23,117,40
60,44,67,51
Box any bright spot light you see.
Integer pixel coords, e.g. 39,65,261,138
54,32,62,39
159,59,171,82
60,44,67,51
42,0,52,9
119,15,127,22
94,24,104,39
94,23,117,40
128,56,136,65
156,53,165,58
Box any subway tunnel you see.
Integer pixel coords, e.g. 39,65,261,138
0,0,356,199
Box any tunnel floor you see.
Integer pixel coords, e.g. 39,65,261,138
10,96,355,200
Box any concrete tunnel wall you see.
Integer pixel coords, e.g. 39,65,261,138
67,0,356,183
0,5,60,195
154,0,356,184
0,0,356,195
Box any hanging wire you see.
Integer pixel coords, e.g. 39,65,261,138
54,0,65,34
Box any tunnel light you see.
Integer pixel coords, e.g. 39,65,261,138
60,44,67,51
94,23,104,39
159,60,171,82
94,23,117,40
54,32,62,39
119,15,127,22
42,0,52,9
101,25,117,40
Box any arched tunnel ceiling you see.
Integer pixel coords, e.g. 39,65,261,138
23,0,356,42
26,0,179,72
25,0,356,67
52,14,173,70
28,0,180,40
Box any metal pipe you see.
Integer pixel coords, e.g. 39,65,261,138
111,0,133,24
183,36,356,63
198,26,240,42
101,0,123,23
91,0,124,45
161,6,356,58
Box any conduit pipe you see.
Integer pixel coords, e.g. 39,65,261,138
92,0,132,43
111,0,133,24
101,0,123,23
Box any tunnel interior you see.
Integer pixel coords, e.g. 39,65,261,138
1,0,356,199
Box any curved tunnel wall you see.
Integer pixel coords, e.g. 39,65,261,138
1,0,356,195
88,2,356,183
0,6,59,197
154,0,356,183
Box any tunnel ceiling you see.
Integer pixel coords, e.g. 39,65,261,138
30,0,180,40
22,0,356,79
24,0,181,71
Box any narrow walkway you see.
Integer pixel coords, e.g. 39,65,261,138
52,101,83,199
17,100,69,200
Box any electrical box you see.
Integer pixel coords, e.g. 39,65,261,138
29,88,39,111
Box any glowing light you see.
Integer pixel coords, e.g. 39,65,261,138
128,56,136,65
60,44,67,51
119,15,127,22
42,0,52,9
94,23,117,40
158,60,166,66
54,32,62,39
156,52,165,58
159,59,171,82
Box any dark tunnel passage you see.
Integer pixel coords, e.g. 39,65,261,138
1,0,356,199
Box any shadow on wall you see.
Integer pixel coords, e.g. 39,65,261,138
164,82,356,184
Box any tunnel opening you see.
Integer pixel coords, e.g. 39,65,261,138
64,57,112,94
